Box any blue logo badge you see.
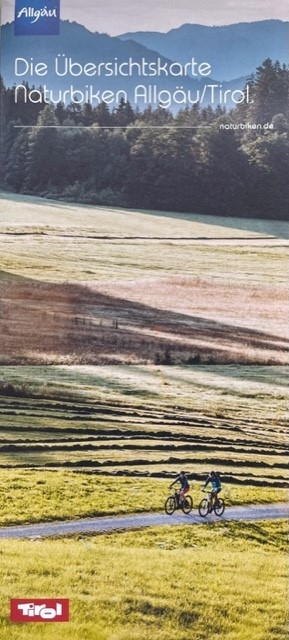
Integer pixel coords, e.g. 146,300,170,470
14,0,60,36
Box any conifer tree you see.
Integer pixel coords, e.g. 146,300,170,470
24,105,62,191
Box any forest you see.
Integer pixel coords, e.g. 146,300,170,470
0,58,288,218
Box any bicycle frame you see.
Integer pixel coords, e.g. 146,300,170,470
198,491,225,517
165,488,193,515
203,491,213,512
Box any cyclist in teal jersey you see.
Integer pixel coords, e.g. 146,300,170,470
202,471,221,507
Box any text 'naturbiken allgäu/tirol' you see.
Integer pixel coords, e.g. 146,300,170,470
13,54,252,108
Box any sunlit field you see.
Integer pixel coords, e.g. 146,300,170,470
0,193,288,365
0,365,287,517
0,470,286,527
0,366,287,639
0,520,288,640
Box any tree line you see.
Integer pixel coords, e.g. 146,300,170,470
0,59,288,218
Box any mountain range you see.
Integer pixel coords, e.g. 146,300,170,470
1,19,287,111
119,20,288,81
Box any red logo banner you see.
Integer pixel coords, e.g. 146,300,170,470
10,599,69,622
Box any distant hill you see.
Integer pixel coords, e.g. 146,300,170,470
1,19,287,110
119,20,288,81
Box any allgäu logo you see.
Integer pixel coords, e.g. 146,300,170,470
14,0,60,36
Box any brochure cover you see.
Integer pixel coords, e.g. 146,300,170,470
0,1,288,639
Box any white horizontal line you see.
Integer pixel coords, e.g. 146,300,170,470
14,125,211,129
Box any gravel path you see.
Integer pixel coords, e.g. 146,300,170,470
0,503,287,539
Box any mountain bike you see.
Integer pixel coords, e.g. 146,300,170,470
165,489,193,515
198,491,225,517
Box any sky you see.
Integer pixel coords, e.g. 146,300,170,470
1,0,288,34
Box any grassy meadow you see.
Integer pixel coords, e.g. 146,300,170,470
0,192,288,364
0,520,288,640
0,364,287,526
0,470,287,526
0,194,288,638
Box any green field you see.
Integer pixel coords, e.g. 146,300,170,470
0,364,287,638
0,469,287,526
0,520,288,640
0,194,288,638
0,365,287,524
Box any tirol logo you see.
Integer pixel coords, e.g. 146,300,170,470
10,599,69,623
14,0,60,36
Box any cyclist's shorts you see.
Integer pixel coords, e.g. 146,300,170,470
180,487,189,495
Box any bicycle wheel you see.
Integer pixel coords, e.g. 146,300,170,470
165,496,176,515
198,498,209,517
214,498,225,516
181,495,193,514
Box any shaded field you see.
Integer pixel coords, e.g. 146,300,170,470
0,193,288,365
0,365,288,488
0,277,288,365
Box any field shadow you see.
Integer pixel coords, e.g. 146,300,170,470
123,207,289,240
0,269,35,282
0,191,77,212
202,364,289,389
0,279,288,365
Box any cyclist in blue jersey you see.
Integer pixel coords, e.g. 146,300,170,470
202,471,221,507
